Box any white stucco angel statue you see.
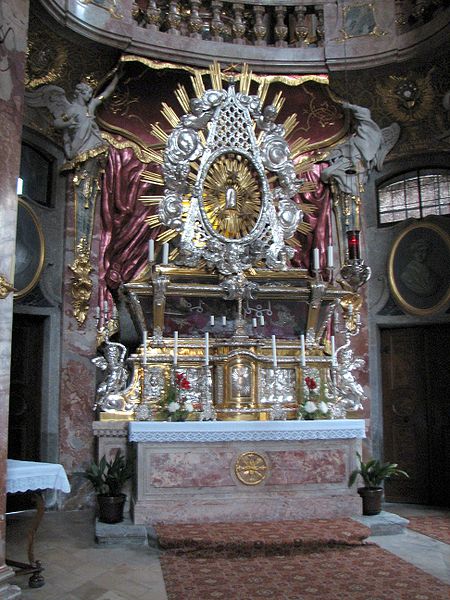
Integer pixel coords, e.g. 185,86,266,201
321,102,400,196
25,69,119,161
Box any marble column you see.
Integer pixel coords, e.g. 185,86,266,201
0,1,30,597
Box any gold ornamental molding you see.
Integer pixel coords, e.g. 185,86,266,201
235,452,268,486
0,275,15,299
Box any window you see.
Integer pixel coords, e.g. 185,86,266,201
377,169,450,226
20,142,54,207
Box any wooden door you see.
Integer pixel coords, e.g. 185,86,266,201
381,325,450,507
8,314,44,461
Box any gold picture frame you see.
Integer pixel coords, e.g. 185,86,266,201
14,198,45,299
388,220,450,316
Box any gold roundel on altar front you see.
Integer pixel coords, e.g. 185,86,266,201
234,452,268,486
202,153,262,240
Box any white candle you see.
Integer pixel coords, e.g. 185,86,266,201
271,335,277,368
210,315,215,326
222,316,227,326
103,300,108,313
259,315,265,326
143,331,148,364
348,303,353,316
148,239,155,262
327,245,334,268
300,334,306,367
252,317,257,328
16,177,23,196
95,306,100,320
204,332,209,366
331,335,336,365
112,306,118,319
313,248,320,271
162,242,169,265
173,331,178,366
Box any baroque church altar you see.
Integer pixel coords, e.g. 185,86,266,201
88,62,397,524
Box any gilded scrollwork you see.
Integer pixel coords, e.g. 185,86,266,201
69,238,93,326
0,275,15,299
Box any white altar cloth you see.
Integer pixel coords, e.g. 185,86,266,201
129,419,366,443
6,459,71,494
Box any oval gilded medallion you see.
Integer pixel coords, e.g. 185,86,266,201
202,153,262,240
234,451,268,485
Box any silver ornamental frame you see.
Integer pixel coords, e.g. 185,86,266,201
159,85,304,275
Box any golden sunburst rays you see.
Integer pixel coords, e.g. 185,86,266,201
202,154,262,240
139,61,318,255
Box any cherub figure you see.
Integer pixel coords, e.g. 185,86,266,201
335,347,366,412
92,340,130,412
25,69,119,161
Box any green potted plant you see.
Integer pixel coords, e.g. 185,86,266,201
78,450,133,523
348,452,408,516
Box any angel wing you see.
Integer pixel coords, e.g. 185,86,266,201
91,356,108,371
373,122,400,171
25,85,71,119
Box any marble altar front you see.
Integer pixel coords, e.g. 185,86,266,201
127,420,365,525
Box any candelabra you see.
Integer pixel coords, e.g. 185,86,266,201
267,368,287,420
199,365,216,421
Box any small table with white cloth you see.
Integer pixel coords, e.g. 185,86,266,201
6,459,71,588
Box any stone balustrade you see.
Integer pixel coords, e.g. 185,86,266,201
39,0,450,72
132,1,325,48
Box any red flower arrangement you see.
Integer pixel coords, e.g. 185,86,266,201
305,376,317,390
176,372,191,391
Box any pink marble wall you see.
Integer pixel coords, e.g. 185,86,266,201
0,0,30,592
58,175,101,501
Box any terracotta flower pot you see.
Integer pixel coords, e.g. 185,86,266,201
97,493,126,524
357,487,383,516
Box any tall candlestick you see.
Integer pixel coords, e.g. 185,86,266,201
313,248,320,271
143,331,148,364
162,242,169,265
204,332,209,366
173,331,178,366
331,335,336,365
148,239,155,262
327,245,334,268
271,335,277,368
300,334,306,367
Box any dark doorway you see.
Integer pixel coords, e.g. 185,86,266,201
7,313,45,511
380,324,450,507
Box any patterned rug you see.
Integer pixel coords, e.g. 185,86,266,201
160,545,450,600
155,518,371,557
407,515,450,545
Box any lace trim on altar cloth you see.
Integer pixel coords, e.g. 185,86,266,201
6,460,71,494
128,419,366,443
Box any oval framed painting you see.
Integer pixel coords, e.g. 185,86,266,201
14,198,45,299
388,220,450,316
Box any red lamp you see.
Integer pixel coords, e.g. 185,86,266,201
347,230,360,260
